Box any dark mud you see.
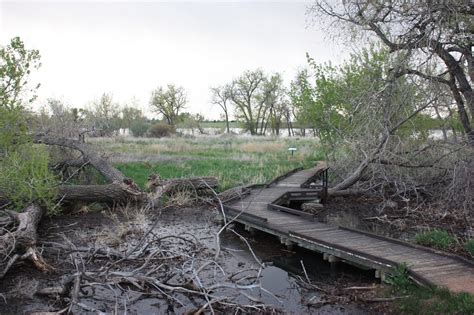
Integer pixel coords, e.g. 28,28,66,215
0,207,385,314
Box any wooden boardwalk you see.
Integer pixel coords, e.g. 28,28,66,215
223,163,474,294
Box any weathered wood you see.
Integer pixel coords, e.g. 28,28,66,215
216,186,250,203
58,183,145,203
0,204,53,279
301,202,324,214
223,166,474,294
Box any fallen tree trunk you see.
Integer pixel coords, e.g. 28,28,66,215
58,183,146,203
34,133,126,183
57,177,219,205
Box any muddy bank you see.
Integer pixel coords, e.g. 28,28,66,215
0,207,386,314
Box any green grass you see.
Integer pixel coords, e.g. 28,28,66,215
465,240,474,257
102,136,325,191
115,156,318,191
396,286,474,315
386,264,474,314
415,229,456,250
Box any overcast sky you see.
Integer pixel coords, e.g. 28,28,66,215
0,0,350,119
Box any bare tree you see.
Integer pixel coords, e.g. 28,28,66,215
210,84,232,133
85,93,122,136
228,70,285,135
309,0,474,142
150,84,187,126
38,98,86,139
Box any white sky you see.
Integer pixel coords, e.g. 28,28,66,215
0,0,350,119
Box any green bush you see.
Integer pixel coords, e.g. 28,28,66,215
464,240,474,257
0,143,57,214
0,38,58,215
385,263,412,291
415,229,456,250
130,120,150,137
148,123,175,138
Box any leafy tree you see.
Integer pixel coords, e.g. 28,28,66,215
150,84,187,126
310,0,474,142
289,68,316,135
298,46,422,149
0,37,56,212
121,106,145,130
0,37,41,110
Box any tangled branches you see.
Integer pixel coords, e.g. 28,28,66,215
2,206,281,314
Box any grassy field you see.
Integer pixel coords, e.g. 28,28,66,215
88,135,324,190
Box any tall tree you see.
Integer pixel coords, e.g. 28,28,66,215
0,37,56,211
229,69,283,135
263,73,287,135
210,84,232,133
150,84,187,126
310,0,474,141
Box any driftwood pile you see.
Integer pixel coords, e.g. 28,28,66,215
0,134,218,280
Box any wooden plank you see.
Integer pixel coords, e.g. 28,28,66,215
295,226,339,233
413,263,464,273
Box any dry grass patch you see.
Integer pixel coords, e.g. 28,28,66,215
238,141,285,153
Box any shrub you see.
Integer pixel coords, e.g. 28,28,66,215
147,123,175,138
130,120,150,137
0,142,57,214
465,240,474,257
415,229,456,250
385,263,412,291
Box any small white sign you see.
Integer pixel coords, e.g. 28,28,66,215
288,147,297,151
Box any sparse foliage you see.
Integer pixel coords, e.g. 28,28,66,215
210,85,232,133
228,69,285,135
86,93,122,136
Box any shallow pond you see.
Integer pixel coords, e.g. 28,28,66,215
0,207,377,314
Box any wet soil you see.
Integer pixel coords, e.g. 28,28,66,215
0,207,389,314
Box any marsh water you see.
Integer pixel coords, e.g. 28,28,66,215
0,207,377,314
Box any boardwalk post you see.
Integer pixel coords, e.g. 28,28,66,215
284,239,294,250
244,225,256,236
375,269,387,282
